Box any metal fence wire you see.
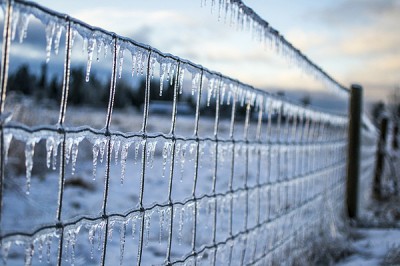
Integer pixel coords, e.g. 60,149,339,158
0,1,379,265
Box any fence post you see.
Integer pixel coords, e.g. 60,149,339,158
346,84,362,219
373,116,389,199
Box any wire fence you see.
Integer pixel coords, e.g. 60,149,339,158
0,1,380,265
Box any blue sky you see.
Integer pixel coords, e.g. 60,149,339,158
20,0,400,102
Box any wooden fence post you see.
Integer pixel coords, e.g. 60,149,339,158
373,116,389,199
346,84,363,219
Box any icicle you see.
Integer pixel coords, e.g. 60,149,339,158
46,137,55,169
191,72,200,96
11,8,20,41
88,224,97,259
104,41,109,59
16,13,29,43
144,211,152,247
92,141,100,180
131,214,140,239
24,243,34,266
140,51,148,76
158,208,165,244
179,68,185,94
131,50,137,76
207,78,214,106
113,139,121,165
118,45,124,79
45,22,56,63
119,221,127,265
86,38,96,82
1,241,11,265
135,50,143,76
120,142,131,184
159,63,166,96
178,206,185,245
37,237,44,262
96,40,103,61
46,235,52,263
25,139,38,195
162,141,172,178
150,56,157,79
180,143,187,182
147,141,157,168
53,23,63,55
108,220,115,242
134,140,141,164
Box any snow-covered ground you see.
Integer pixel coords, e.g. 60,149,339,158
338,228,400,266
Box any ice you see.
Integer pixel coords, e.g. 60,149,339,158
162,141,172,178
24,243,34,266
25,138,39,195
158,208,165,244
3,133,12,164
92,137,108,180
120,141,132,184
134,140,141,164
108,220,116,241
112,138,121,165
191,72,200,96
118,44,124,79
1,241,11,265
144,211,153,247
146,141,157,168
96,40,103,61
85,38,96,82
45,22,55,63
179,143,187,182
179,68,185,94
17,12,30,44
178,206,185,245
65,225,81,265
131,213,141,240
114,221,125,265
53,23,63,55
159,62,166,96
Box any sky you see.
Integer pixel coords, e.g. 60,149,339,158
11,0,400,104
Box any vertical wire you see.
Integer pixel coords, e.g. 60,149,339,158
137,49,152,266
166,60,180,265
191,69,204,264
0,0,13,239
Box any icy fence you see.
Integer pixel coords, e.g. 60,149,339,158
0,1,378,265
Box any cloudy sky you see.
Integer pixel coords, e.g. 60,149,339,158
19,0,400,102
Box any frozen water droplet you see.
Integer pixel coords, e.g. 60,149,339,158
86,38,96,82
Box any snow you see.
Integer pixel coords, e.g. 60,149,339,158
338,228,400,266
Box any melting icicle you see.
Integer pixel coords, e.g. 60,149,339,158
135,140,144,164
159,63,166,96
96,40,103,61
53,24,63,55
25,139,38,195
178,206,185,245
17,12,30,44
45,22,56,63
120,142,131,184
113,139,121,165
146,141,157,168
118,45,124,79
119,221,127,265
3,133,12,164
131,214,140,239
144,212,152,247
1,241,11,265
162,141,172,178
24,243,34,266
86,38,96,82
180,143,187,182
179,68,185,94
158,208,165,244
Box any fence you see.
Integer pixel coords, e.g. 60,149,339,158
0,0,380,265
